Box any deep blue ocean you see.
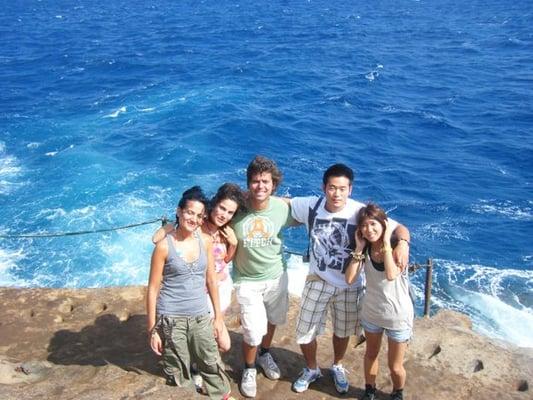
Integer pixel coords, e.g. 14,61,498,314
1,0,532,347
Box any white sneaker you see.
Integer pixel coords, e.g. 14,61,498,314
240,368,257,398
257,352,281,380
330,364,349,394
292,367,323,393
192,372,204,393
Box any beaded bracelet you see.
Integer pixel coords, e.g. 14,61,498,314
350,251,365,262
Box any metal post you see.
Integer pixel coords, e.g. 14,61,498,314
424,258,433,317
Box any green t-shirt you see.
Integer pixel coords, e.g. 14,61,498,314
232,196,293,282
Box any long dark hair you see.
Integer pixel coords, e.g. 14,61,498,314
208,183,245,224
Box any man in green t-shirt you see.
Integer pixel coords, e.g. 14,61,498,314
231,156,293,398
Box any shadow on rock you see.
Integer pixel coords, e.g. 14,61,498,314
47,313,160,375
221,330,366,398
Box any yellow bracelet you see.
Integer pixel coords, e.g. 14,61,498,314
382,245,392,253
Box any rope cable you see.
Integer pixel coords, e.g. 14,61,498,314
0,218,163,239
0,220,430,272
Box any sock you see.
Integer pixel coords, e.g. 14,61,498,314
190,363,199,375
259,346,269,356
365,384,376,392
245,362,256,369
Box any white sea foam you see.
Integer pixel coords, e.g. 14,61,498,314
286,254,309,296
45,145,72,155
0,144,23,195
433,259,533,347
0,157,21,176
365,64,383,81
456,289,533,348
419,221,469,241
0,247,28,287
36,208,67,220
365,72,377,81
26,142,41,149
472,199,532,221
117,172,139,186
97,229,152,285
104,106,127,118
35,205,97,229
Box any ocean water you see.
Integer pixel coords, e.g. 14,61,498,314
1,0,532,347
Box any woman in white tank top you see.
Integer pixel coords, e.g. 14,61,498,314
345,203,413,400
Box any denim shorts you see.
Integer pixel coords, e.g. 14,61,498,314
361,319,412,343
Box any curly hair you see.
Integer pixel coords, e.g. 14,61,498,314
246,155,283,191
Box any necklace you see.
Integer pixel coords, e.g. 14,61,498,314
370,243,384,261
204,221,221,242
172,230,200,271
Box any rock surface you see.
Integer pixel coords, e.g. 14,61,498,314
0,286,531,399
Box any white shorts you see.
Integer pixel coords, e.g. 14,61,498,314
208,276,234,315
235,271,289,346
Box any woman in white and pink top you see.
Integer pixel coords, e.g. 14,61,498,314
201,184,243,317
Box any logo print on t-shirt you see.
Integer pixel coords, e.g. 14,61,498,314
242,216,274,248
311,218,355,272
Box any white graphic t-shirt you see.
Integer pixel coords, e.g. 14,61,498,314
291,196,398,289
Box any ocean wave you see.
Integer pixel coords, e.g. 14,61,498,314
456,289,533,348
471,199,533,221
432,259,533,347
0,247,28,287
44,144,75,158
0,144,24,195
104,106,127,118
365,64,383,81
418,221,470,241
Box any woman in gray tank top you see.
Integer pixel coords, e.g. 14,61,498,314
146,186,233,400
345,203,413,400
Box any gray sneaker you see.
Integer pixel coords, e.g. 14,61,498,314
240,368,257,398
257,352,281,380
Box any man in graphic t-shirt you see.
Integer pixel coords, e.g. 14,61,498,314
231,156,293,398
288,163,411,394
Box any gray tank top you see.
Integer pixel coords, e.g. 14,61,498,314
156,231,209,317
361,251,414,331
